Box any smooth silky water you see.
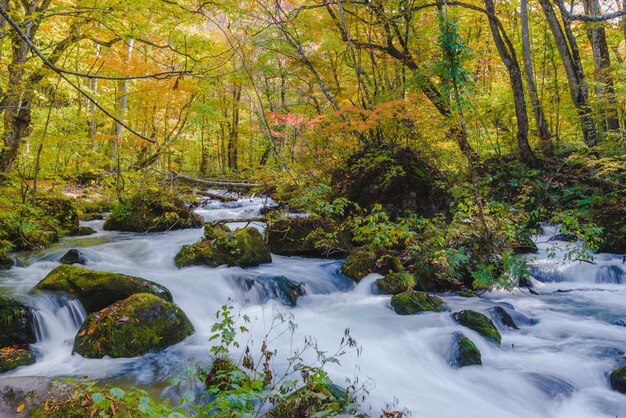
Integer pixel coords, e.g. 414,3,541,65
1,197,625,417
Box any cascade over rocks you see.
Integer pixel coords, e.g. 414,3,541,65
454,310,502,344
332,146,450,219
73,293,194,358
34,264,172,313
239,275,304,306
104,192,202,233
390,291,447,315
175,224,271,268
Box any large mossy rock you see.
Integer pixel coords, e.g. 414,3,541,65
73,293,194,358
390,291,446,315
267,215,351,257
175,224,271,268
103,192,202,233
268,383,349,417
34,264,172,313
376,272,416,295
454,310,502,344
0,347,35,373
332,146,450,219
0,297,34,347
451,333,482,367
610,365,626,394
341,248,402,282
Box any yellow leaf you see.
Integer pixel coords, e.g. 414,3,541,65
16,403,25,413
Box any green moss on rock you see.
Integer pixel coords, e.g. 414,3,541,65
73,293,194,358
390,291,447,315
267,215,351,257
454,310,502,344
610,365,626,394
0,346,35,373
76,226,97,236
272,276,304,306
103,192,202,233
268,383,347,417
175,225,271,268
376,272,416,295
453,333,482,367
341,248,402,282
34,264,172,313
490,306,519,330
0,297,34,347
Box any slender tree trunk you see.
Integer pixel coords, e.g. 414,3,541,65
227,83,241,171
114,38,134,161
484,0,538,166
521,0,553,154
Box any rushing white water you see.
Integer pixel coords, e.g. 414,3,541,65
1,198,625,417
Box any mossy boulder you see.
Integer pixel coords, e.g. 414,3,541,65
175,225,271,268
267,215,351,257
390,291,447,315
270,276,304,306
451,333,482,367
0,347,35,373
454,310,502,344
204,357,246,391
268,383,349,417
103,192,202,233
73,293,194,358
610,365,626,394
489,306,519,330
76,226,97,236
341,248,402,282
376,272,416,295
60,249,87,265
38,197,79,236
0,297,34,347
34,264,172,313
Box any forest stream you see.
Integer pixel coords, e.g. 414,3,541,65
1,194,625,418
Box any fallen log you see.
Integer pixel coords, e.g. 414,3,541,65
196,190,238,202
171,171,262,189
211,217,266,226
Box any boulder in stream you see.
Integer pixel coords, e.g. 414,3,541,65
103,192,202,233
175,224,271,268
34,264,172,313
76,226,97,236
376,272,416,295
610,365,626,394
454,310,502,345
341,248,402,282
489,306,519,330
73,293,194,358
0,297,34,347
59,249,87,265
0,346,35,373
450,333,482,367
390,291,447,315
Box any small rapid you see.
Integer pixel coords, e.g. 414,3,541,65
0,196,625,417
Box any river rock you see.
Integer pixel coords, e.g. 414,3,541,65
451,333,482,367
34,264,172,313
103,192,202,233
341,248,402,282
376,272,416,295
175,224,271,268
0,377,71,417
59,249,87,265
390,291,447,315
0,347,35,373
268,276,304,306
489,306,519,330
0,297,34,347
73,293,194,358
267,215,351,257
454,310,502,344
76,226,97,236
610,365,626,394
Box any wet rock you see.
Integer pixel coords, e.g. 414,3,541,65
267,215,351,257
239,275,305,306
341,248,402,282
489,306,519,330
103,192,202,233
0,346,35,373
0,377,70,417
453,310,502,344
390,291,447,315
75,226,97,236
59,249,88,265
175,224,271,268
376,272,416,295
450,332,481,367
0,297,35,347
610,365,626,394
34,264,172,313
73,293,194,358
549,233,578,243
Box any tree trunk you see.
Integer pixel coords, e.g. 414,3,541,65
484,0,538,166
227,83,241,171
521,0,553,154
